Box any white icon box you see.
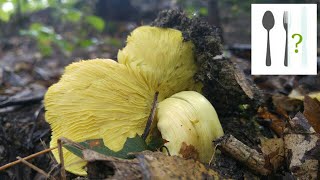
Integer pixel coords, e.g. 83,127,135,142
251,4,317,75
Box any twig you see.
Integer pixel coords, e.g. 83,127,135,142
59,137,86,150
16,156,53,179
214,134,272,176
40,138,57,164
55,137,89,179
0,95,43,108
47,163,60,178
209,144,219,166
56,137,86,180
26,104,45,147
0,146,57,171
142,91,159,140
57,139,66,180
34,104,44,121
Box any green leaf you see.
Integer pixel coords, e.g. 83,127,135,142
147,136,167,151
64,134,149,159
62,8,82,22
28,23,55,36
38,44,53,56
54,38,74,53
79,39,95,48
0,10,10,22
85,15,105,32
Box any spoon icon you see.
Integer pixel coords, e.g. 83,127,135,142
262,11,275,66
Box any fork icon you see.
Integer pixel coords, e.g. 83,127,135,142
283,11,288,66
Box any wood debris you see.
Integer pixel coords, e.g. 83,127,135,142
215,112,320,179
84,150,223,179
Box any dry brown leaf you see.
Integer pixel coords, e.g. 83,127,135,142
135,151,220,179
272,94,303,113
83,149,143,179
178,142,199,160
284,112,319,180
257,107,285,136
85,151,222,179
303,96,320,133
233,63,255,99
261,138,284,171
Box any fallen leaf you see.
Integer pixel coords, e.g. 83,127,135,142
233,63,255,99
284,112,319,180
64,134,149,159
178,142,199,160
303,96,320,133
261,138,284,171
272,94,303,114
257,107,285,136
147,136,168,151
86,151,222,179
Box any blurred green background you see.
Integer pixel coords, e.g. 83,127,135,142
0,0,318,57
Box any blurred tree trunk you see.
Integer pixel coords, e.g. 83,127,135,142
15,0,22,24
208,0,224,43
95,0,138,21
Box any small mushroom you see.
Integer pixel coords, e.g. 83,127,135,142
157,91,224,162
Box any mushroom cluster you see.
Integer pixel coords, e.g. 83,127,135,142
45,26,223,175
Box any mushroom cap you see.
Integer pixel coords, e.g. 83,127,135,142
45,59,155,175
118,26,202,100
157,91,224,162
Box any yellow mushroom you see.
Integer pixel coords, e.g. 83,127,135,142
157,91,224,162
45,26,202,175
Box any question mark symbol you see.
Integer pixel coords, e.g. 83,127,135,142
291,34,303,53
